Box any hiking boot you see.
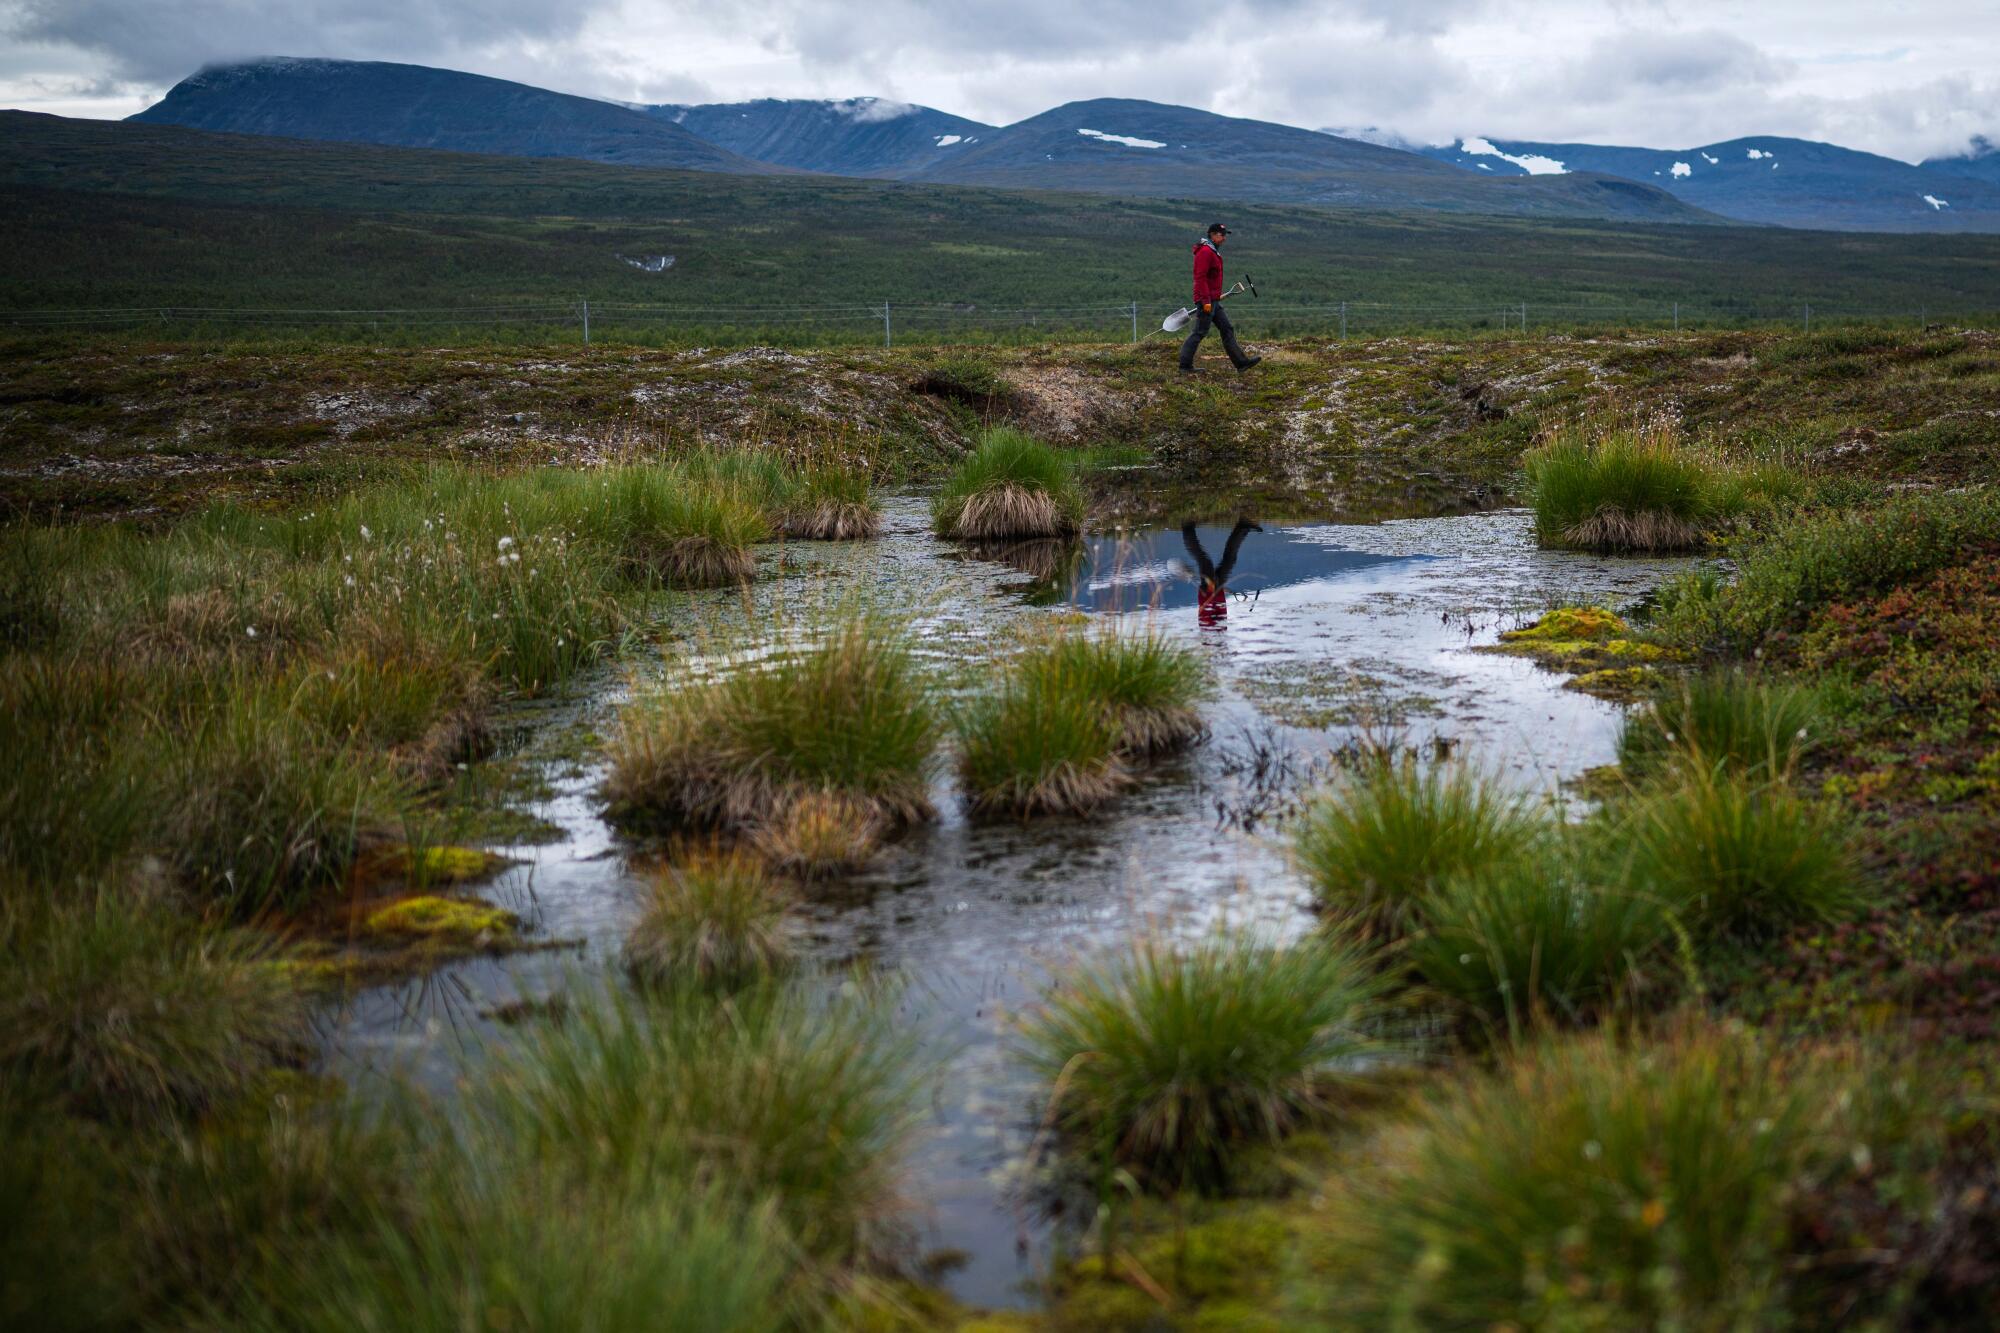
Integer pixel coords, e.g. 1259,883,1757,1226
1177,365,1199,375
1235,355,1264,374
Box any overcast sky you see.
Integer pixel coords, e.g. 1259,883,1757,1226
4,0,1997,162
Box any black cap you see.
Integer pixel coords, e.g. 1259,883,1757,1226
1207,221,1230,235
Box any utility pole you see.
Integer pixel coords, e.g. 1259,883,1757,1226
1673,301,1679,332
1520,301,1527,334
882,301,891,349
1339,301,1347,339
1130,300,1138,343
581,297,590,347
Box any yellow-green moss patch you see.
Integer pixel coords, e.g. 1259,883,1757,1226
1499,605,1627,644
1567,665,1663,700
410,844,507,884
364,895,519,945
1482,606,1687,683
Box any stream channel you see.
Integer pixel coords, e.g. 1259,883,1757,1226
314,489,1693,1311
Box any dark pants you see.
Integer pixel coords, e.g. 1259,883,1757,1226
1179,301,1250,369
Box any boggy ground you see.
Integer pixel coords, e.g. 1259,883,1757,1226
3,326,2000,1331
5,326,1995,522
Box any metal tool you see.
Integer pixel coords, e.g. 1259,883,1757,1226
1161,273,1257,333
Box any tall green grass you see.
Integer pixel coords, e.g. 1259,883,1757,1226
777,466,881,541
1301,1027,1941,1329
625,847,796,991
0,887,305,1122
932,427,1085,541
237,1173,802,1333
1405,853,1675,1033
1617,670,1822,780
487,984,926,1264
604,617,942,834
1614,766,1866,941
1292,758,1545,938
1020,934,1386,1191
953,628,1206,818
1523,415,1801,553
0,460,774,905
955,650,1128,818
1034,628,1208,756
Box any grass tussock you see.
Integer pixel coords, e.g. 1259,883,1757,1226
1037,628,1209,756
955,654,1129,818
238,1175,803,1333
13,980,929,1327
0,887,306,1122
1020,934,1386,1191
624,846,796,991
752,788,886,879
778,467,882,541
1524,414,1802,553
603,617,942,835
1618,670,1822,781
1405,852,1675,1033
489,984,926,1265
1303,1026,1954,1330
932,427,1084,541
1614,764,1866,941
954,627,1207,818
1292,757,1545,938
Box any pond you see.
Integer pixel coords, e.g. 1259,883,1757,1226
315,492,1693,1310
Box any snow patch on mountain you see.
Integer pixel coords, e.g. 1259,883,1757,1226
934,134,962,147
1459,137,1566,175
1671,161,1692,178
1077,128,1166,149
1924,194,1951,209
1701,152,1719,164
1747,148,1772,160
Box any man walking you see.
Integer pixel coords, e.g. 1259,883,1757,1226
1179,222,1261,374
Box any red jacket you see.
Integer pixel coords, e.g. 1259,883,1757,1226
1191,239,1223,304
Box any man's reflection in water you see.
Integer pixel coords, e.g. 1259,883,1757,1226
1181,518,1260,627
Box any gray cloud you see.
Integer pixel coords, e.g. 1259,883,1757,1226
5,0,595,84
1557,29,1790,101
0,0,1993,163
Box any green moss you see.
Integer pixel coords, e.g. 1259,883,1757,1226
1603,638,1675,661
1046,1204,1298,1330
265,956,355,991
1499,605,1628,643
362,895,518,945
409,845,505,884
1567,666,1662,700
1484,608,1686,684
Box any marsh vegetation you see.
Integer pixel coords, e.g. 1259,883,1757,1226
3,330,1997,1330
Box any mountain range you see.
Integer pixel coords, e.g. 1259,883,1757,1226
126,57,2000,233
129,58,771,175
1416,135,2000,233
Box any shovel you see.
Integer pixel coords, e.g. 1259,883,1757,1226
1162,274,1257,334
